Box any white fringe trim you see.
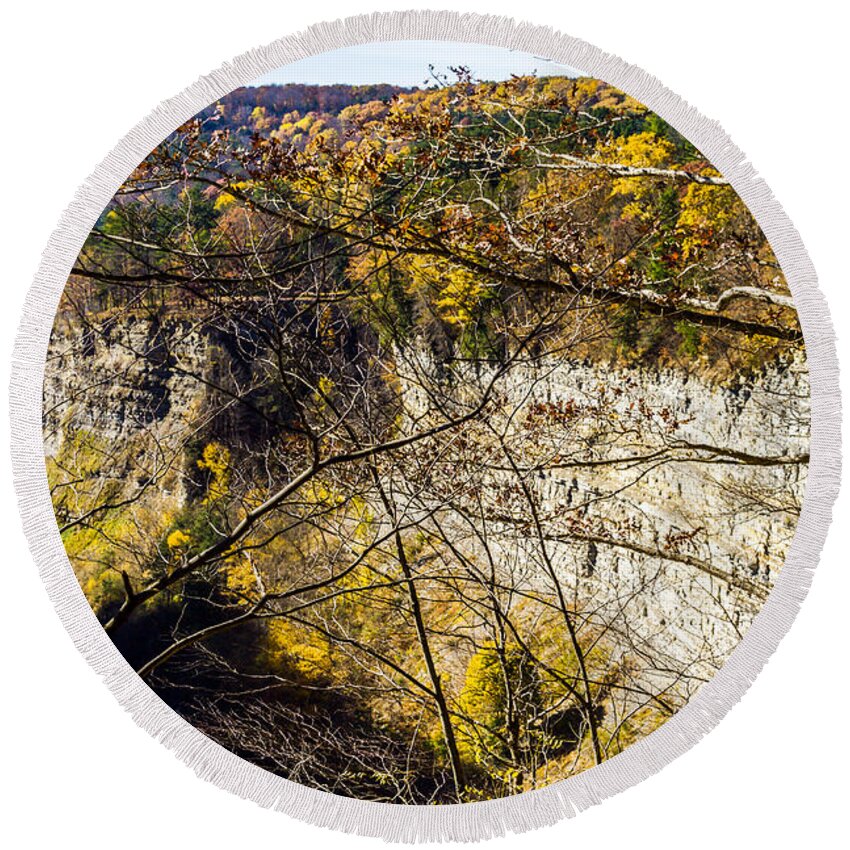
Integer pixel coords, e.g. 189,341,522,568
8,10,841,843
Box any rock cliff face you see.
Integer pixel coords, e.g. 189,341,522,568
45,317,210,455
44,316,809,690
506,355,806,684
394,348,808,692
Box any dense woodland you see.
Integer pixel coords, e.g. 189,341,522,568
46,71,806,803
200,82,415,132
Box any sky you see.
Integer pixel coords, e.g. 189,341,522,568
249,41,582,87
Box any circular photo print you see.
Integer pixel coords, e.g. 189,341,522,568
41,32,813,816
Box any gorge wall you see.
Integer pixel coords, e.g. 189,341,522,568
44,316,810,696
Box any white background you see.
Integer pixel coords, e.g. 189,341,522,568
1,2,847,847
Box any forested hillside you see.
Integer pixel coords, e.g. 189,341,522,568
197,82,413,141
